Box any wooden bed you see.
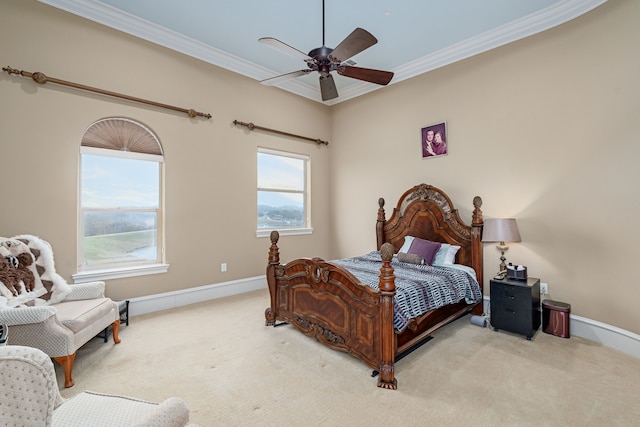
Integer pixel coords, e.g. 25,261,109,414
265,183,484,389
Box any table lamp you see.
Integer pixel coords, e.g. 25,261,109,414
482,218,521,276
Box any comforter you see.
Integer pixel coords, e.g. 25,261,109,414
332,251,482,332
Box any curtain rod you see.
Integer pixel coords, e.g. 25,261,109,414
233,120,328,146
3,66,212,120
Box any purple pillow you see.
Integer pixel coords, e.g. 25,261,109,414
407,237,441,265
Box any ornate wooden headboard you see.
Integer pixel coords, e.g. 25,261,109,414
376,183,484,288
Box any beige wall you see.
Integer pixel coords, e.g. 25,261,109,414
0,0,332,299
330,0,640,334
2,0,639,335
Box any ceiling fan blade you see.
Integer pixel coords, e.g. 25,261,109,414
260,69,312,86
329,28,377,64
337,66,394,86
259,37,314,62
319,74,338,101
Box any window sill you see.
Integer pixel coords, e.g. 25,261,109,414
72,263,170,283
256,228,313,238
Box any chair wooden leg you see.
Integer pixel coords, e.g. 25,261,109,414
53,353,76,388
111,319,121,344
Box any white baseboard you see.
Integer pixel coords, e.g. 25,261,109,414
128,275,266,317
483,297,640,359
569,314,640,359
127,282,639,360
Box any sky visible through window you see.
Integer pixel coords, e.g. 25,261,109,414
257,152,304,208
81,154,159,208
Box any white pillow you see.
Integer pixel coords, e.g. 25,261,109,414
433,243,451,264
444,245,461,264
398,236,414,253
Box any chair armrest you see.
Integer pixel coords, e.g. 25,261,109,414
132,397,191,427
63,281,106,301
0,306,57,326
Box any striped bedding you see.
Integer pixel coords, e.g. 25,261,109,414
332,251,482,332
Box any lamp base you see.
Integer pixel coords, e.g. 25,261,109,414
497,242,509,275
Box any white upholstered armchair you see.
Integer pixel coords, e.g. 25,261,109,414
0,345,191,427
0,235,121,387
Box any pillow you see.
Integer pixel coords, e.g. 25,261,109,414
433,243,451,264
398,236,414,254
443,245,461,264
397,252,425,265
406,237,441,265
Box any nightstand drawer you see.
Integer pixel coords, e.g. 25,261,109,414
491,285,531,310
492,305,528,330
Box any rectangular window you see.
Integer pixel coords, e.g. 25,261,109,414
79,147,163,271
257,147,311,236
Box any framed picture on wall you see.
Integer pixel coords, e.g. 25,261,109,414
421,121,447,158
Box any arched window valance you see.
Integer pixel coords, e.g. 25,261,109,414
81,118,163,156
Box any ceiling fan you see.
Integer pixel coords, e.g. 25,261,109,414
258,0,394,101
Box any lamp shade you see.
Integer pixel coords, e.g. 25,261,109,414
482,218,521,243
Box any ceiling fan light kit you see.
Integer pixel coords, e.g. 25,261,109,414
259,0,394,101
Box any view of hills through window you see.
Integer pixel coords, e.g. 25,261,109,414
81,153,160,266
257,150,306,229
258,192,304,228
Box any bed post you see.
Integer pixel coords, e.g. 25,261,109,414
471,196,484,315
265,230,280,326
377,242,397,390
376,197,386,250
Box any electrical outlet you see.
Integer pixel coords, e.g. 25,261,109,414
540,282,549,295
221,263,227,272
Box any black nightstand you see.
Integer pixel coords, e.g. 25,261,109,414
490,277,541,340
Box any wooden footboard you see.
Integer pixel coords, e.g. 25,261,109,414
265,183,484,390
265,231,399,389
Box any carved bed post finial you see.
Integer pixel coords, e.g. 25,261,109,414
472,196,483,225
376,198,386,251
269,230,280,265
378,243,395,294
265,230,281,326
377,242,397,390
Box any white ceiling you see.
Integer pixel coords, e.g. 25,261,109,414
40,0,606,105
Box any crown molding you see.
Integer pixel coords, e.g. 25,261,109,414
39,0,607,105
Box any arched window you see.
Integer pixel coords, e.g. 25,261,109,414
75,118,167,281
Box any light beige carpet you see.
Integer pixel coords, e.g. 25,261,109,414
57,289,640,426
